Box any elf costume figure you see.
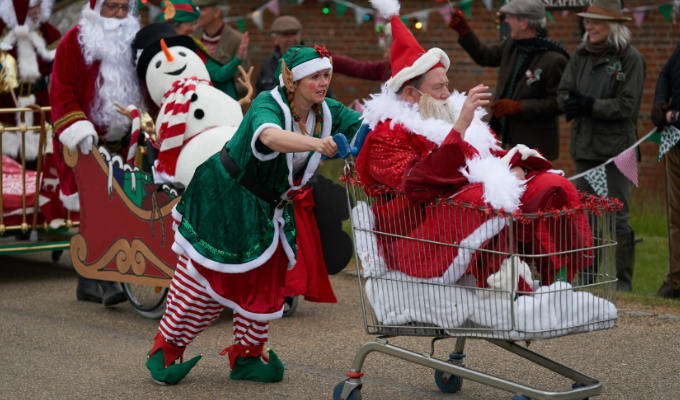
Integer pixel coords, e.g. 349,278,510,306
356,0,593,290
146,44,363,384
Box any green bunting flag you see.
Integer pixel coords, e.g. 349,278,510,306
236,17,245,32
336,2,347,17
648,129,662,145
659,4,672,22
546,10,555,24
400,16,408,26
459,0,472,18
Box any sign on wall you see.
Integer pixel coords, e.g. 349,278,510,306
542,0,589,10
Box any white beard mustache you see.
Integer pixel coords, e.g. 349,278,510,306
418,93,456,124
77,8,141,140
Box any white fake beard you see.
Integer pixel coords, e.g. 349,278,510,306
77,9,141,140
418,93,456,125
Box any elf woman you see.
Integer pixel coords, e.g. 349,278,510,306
145,44,363,384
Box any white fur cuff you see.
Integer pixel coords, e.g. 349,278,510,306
59,120,98,150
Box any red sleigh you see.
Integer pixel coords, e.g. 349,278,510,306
65,143,178,318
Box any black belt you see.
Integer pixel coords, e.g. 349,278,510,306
219,147,290,209
15,78,48,97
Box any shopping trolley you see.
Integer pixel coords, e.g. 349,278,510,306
334,165,620,400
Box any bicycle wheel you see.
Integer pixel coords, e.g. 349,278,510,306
122,283,168,319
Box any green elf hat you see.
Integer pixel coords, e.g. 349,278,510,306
162,0,200,23
276,44,333,90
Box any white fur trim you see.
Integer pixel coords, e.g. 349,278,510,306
58,120,98,150
277,57,333,87
16,94,42,161
251,123,282,161
386,48,450,93
369,0,400,18
439,216,508,284
59,190,80,212
151,159,174,184
361,88,500,155
182,258,284,321
292,57,332,81
461,156,525,212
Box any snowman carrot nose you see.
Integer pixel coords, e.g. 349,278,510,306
160,39,174,62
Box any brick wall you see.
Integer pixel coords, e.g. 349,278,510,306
226,0,680,199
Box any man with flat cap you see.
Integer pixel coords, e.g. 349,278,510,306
449,0,568,161
255,15,302,93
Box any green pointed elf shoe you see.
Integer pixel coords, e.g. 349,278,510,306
146,349,201,385
230,349,284,382
145,333,201,385
221,344,284,382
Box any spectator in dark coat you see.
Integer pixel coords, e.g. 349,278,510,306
557,0,646,291
651,42,680,299
449,0,568,160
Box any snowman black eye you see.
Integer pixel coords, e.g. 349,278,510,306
179,51,187,57
194,109,204,119
155,60,161,68
191,93,198,102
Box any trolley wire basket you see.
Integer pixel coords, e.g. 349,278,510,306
334,164,621,400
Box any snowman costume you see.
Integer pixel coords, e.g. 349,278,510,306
146,45,363,384
131,23,242,187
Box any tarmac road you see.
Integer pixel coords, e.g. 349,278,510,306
1,251,679,400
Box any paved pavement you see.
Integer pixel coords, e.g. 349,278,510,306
1,251,679,399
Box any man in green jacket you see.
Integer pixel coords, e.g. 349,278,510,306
557,0,646,291
449,0,568,161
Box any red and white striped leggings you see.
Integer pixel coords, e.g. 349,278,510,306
158,256,269,348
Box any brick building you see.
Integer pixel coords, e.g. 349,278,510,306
224,0,680,200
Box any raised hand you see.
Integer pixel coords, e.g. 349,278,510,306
454,84,491,134
237,32,249,61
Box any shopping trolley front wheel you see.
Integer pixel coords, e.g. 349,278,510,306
333,381,362,400
434,370,462,393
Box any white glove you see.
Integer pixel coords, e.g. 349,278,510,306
78,135,94,154
500,144,544,165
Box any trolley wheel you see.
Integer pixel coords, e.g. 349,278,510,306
51,250,63,262
282,296,298,318
434,369,463,393
333,382,362,400
122,283,168,319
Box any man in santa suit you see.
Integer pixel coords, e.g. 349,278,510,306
0,0,60,162
49,0,142,306
357,0,592,291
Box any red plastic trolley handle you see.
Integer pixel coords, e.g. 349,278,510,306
346,372,364,379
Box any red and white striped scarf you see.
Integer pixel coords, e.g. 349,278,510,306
155,77,212,181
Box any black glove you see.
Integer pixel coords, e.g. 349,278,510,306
651,102,669,129
564,90,595,121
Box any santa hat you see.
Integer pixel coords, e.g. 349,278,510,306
275,44,333,88
369,0,449,93
0,0,54,27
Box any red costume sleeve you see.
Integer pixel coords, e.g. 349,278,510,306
50,27,89,136
39,22,62,46
332,54,392,82
402,128,473,203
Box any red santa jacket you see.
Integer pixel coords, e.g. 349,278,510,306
355,90,590,288
49,25,105,209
